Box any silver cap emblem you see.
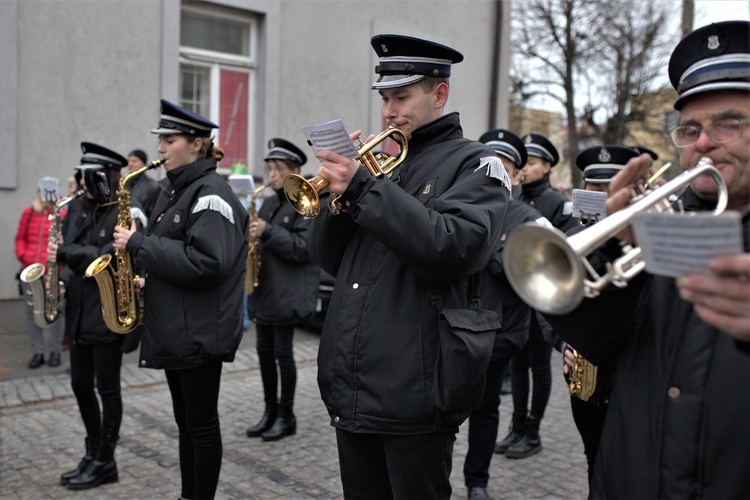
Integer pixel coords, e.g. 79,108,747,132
598,147,612,163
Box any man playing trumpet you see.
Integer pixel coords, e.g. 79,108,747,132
543,21,750,498
306,34,510,499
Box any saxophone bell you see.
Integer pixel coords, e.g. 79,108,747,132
86,159,163,334
21,188,85,328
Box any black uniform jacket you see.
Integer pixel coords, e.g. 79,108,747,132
308,113,510,434
520,177,576,232
129,173,160,220
58,200,120,344
544,191,750,498
126,158,249,370
58,198,143,345
247,189,320,325
483,199,550,360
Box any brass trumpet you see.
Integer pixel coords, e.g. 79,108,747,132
283,127,408,217
502,157,727,315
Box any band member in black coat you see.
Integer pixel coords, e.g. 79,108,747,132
307,35,509,499
115,100,249,500
562,144,642,491
463,129,552,499
498,133,576,459
544,21,750,498
245,138,320,441
50,143,133,490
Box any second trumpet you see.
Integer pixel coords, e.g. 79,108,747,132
283,127,408,217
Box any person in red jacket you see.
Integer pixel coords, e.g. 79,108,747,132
15,177,67,368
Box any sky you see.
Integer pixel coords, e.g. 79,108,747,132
522,0,750,117
693,0,749,26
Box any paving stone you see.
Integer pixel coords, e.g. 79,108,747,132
0,326,589,499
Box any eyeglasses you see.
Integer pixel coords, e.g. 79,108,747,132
669,118,750,148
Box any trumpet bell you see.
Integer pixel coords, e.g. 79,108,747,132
283,174,324,218
503,223,585,315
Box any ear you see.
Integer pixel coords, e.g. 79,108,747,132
191,137,203,154
434,82,449,109
543,162,552,175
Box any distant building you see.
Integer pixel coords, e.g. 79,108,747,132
509,105,569,189
0,0,511,301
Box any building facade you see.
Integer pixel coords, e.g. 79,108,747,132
0,0,511,304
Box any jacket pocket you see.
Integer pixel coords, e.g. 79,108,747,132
431,308,500,412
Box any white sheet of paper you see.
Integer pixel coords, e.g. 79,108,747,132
38,178,60,203
301,119,360,163
572,189,607,220
228,175,255,197
631,211,743,277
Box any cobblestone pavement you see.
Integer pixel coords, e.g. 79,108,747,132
0,326,588,499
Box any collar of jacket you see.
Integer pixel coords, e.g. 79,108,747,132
165,158,217,193
407,112,463,152
521,176,549,198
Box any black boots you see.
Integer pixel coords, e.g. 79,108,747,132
48,352,61,367
246,405,278,437
505,416,542,458
28,354,44,369
494,414,526,454
60,437,98,485
66,441,118,490
262,406,296,442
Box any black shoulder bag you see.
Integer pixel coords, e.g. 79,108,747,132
430,273,501,412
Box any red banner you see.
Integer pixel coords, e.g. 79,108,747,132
219,70,249,167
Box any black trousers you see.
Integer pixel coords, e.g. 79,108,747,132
464,356,511,488
69,338,124,446
570,395,608,487
510,316,552,420
255,323,296,408
336,427,456,499
165,361,223,500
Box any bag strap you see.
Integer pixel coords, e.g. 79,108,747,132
429,270,483,312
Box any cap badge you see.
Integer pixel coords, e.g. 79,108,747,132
707,35,720,51
524,135,532,143
497,132,504,139
598,147,612,163
381,44,388,53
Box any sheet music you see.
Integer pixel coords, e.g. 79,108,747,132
631,211,743,277
301,119,360,163
38,177,60,203
228,174,256,211
572,189,607,220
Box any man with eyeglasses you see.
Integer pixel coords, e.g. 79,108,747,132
542,20,750,498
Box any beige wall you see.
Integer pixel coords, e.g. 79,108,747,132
0,0,509,300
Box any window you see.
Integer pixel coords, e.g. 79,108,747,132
179,5,258,169
181,12,250,57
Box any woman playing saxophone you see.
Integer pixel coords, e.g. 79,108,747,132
245,138,321,442
112,99,249,500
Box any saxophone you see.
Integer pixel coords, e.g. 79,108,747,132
245,184,268,294
20,189,85,328
568,348,599,402
85,160,163,334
